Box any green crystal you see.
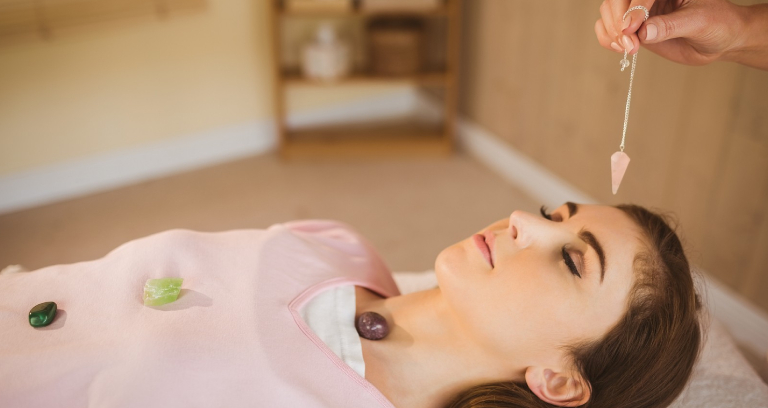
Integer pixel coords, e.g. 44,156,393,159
29,301,57,327
143,278,183,306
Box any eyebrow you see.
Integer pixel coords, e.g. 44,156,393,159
564,202,606,282
578,229,606,283
566,202,578,218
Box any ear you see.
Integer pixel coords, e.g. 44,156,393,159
524,366,591,407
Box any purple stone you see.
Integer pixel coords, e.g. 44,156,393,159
355,311,389,340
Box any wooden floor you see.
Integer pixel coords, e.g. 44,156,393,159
0,152,539,272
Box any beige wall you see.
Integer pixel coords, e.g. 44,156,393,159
461,0,768,311
0,0,399,177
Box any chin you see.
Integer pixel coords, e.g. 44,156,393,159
434,241,494,339
434,241,472,294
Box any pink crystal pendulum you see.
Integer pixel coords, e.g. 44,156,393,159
612,6,649,194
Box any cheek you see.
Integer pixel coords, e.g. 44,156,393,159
435,245,591,352
468,255,579,349
498,257,599,344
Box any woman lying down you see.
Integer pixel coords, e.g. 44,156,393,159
0,203,701,408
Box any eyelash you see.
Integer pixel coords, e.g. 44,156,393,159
562,247,582,278
541,206,581,279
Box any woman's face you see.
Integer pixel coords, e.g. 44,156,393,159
435,203,644,374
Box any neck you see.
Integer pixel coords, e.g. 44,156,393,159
356,287,515,408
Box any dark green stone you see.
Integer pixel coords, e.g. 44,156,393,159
29,301,57,328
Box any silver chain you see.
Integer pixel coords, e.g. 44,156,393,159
620,51,637,152
618,5,648,152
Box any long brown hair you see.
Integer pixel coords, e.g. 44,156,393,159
446,204,702,408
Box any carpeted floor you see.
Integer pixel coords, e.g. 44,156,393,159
0,152,540,272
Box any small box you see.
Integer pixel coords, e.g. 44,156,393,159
368,18,424,76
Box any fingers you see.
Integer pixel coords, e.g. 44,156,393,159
600,0,655,55
640,9,696,44
595,19,624,53
608,0,631,40
601,0,638,54
621,0,656,35
599,1,620,43
637,22,656,43
621,0,656,54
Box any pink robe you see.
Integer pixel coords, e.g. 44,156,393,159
0,220,400,407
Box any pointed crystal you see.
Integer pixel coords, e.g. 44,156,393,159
611,151,631,194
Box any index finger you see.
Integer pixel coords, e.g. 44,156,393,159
621,0,656,35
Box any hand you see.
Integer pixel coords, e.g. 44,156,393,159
594,0,747,66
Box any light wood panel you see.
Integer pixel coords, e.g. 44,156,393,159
0,0,205,45
460,0,768,312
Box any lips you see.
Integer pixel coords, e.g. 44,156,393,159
483,230,496,267
473,232,494,267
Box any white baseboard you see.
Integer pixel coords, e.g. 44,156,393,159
455,117,768,362
0,89,417,215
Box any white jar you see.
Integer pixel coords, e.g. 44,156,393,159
301,23,352,82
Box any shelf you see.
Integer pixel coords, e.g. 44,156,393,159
281,70,451,87
282,124,452,158
271,0,460,158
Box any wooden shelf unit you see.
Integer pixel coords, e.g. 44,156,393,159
270,0,462,159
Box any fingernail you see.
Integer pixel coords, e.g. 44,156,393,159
622,16,631,30
610,42,623,52
622,35,633,51
645,23,657,41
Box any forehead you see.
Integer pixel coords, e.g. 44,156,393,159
555,202,640,232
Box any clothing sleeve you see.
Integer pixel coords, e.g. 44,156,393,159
281,220,374,256
278,220,400,298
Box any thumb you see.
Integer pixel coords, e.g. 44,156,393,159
641,9,699,44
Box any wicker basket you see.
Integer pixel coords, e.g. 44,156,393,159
367,18,424,76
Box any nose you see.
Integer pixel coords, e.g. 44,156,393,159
508,210,532,248
508,210,564,249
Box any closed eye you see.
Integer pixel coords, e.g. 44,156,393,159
562,246,581,278
540,206,562,222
